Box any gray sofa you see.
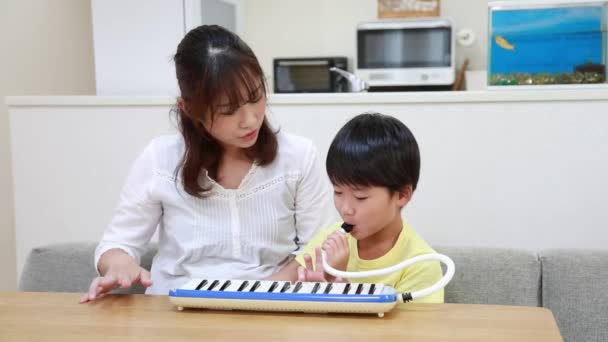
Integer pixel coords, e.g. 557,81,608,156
19,243,608,342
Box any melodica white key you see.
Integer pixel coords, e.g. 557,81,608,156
169,279,399,317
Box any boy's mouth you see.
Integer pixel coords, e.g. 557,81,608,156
341,222,354,233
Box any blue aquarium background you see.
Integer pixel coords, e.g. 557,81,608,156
489,4,607,85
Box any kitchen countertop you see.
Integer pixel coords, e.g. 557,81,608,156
5,87,608,107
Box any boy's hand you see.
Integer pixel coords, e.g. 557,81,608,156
322,231,350,276
297,247,346,283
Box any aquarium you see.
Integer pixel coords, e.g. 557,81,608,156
488,0,607,87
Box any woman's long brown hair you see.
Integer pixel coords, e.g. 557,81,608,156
173,25,277,197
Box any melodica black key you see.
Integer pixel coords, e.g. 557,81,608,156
323,283,333,294
207,280,220,291
249,280,261,292
355,283,364,295
219,280,231,291
237,281,249,292
195,279,208,291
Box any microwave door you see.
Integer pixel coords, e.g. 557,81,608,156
358,27,451,69
275,60,331,93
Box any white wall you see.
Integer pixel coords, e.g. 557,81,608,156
8,91,608,280
0,0,95,291
244,0,490,90
91,0,184,95
8,98,175,280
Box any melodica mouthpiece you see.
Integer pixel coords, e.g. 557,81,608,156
341,222,354,234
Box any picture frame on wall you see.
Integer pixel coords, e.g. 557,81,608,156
378,0,440,18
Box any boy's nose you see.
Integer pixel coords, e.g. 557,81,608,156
339,202,355,217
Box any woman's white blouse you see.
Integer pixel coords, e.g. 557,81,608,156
94,132,335,294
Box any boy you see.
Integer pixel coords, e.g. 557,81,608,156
295,112,443,303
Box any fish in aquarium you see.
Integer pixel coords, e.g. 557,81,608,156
495,35,516,51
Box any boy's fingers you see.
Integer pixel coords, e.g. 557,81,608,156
314,247,324,269
337,233,348,249
303,254,314,271
322,241,332,252
297,266,306,281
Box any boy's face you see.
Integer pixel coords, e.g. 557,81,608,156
333,184,411,240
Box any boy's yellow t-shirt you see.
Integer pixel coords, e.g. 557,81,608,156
296,222,444,304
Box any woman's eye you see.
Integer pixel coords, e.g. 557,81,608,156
249,94,263,104
216,106,235,115
355,197,368,201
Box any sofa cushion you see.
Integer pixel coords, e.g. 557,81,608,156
435,246,541,306
540,249,608,342
19,242,157,294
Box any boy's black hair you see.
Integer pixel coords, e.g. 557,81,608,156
326,112,420,192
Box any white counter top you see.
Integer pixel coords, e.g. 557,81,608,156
5,88,608,107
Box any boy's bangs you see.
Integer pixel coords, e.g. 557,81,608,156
327,142,378,187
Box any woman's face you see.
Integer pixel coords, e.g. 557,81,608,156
203,84,266,153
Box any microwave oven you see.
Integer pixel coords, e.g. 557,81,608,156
273,57,349,93
356,18,455,90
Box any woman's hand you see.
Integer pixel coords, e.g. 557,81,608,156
79,249,152,303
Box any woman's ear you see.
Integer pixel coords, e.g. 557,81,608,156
177,97,188,115
397,185,413,208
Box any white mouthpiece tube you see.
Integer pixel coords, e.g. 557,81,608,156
321,251,455,301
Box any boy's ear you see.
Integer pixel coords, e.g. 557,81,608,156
397,185,413,208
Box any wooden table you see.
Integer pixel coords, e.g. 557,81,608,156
0,292,562,341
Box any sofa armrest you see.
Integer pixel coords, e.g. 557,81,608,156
541,249,608,342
